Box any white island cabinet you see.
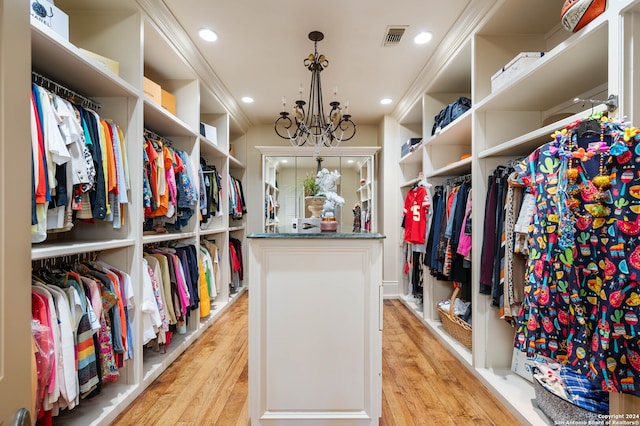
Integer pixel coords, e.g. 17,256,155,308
248,233,385,426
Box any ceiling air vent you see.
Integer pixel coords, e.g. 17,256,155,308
383,26,407,47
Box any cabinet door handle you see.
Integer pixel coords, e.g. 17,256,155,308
13,408,31,426
379,284,384,331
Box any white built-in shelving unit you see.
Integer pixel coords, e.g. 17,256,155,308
393,1,640,424
11,1,249,424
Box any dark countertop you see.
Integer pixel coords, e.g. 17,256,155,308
248,232,385,239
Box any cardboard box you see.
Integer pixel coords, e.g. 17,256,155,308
491,52,545,93
143,76,161,104
229,143,235,157
29,0,69,41
291,218,321,233
79,48,120,76
161,89,176,115
200,123,218,145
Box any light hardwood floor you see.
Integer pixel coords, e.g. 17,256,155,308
112,293,522,425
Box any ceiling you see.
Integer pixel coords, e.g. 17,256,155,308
151,0,481,130
52,1,569,134
55,0,505,131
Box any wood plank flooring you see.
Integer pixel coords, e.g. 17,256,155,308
112,293,521,425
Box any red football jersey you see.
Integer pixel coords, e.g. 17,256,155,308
403,185,430,244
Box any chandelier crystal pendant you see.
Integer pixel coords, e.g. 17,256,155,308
274,31,356,156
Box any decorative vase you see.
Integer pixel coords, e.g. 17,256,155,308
306,196,326,218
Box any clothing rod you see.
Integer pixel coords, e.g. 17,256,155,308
143,128,174,146
31,71,102,111
445,173,472,186
32,251,98,269
506,156,526,169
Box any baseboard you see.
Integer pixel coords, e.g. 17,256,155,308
382,280,400,298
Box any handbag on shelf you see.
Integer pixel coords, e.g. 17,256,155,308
431,96,471,135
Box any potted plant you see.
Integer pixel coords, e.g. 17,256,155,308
301,168,345,223
302,173,325,218
302,173,321,197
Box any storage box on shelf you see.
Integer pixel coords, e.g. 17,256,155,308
161,88,176,114
143,75,162,102
200,122,218,144
490,51,545,93
79,48,120,75
28,0,69,40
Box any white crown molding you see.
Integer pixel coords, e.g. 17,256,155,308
255,145,381,157
136,0,252,132
392,0,498,123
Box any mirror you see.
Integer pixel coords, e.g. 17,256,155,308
263,153,374,234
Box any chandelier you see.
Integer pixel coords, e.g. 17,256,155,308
274,31,356,156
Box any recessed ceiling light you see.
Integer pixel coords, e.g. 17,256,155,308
380,98,393,105
198,28,218,42
241,96,254,103
414,31,433,44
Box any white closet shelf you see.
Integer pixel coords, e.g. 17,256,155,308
31,22,138,99
200,226,227,236
52,381,140,426
425,110,472,147
31,239,135,260
143,100,197,138
142,232,197,245
477,105,608,159
229,155,245,168
398,297,472,364
474,19,608,113
399,146,423,165
200,136,226,156
400,177,421,189
426,157,472,178
475,368,551,426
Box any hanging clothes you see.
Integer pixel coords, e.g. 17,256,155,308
402,183,430,244
199,158,222,224
30,83,129,243
229,237,244,293
142,133,198,233
30,259,134,421
513,115,640,397
228,176,247,220
423,176,472,288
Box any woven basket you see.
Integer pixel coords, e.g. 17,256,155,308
532,374,604,423
436,287,472,349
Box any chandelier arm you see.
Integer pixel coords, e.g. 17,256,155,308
274,114,293,140
337,117,357,142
